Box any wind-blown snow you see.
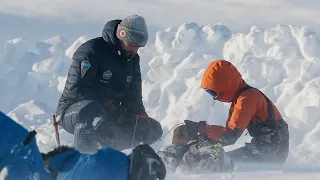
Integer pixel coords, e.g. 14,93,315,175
2,22,320,179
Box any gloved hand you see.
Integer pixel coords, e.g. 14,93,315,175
104,99,130,122
104,99,118,117
116,107,130,122
180,120,207,142
133,113,149,119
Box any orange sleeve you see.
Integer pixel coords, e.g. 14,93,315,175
205,91,259,144
227,92,258,131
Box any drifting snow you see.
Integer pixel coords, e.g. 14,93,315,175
2,22,320,178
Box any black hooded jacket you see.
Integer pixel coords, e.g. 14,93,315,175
56,20,146,117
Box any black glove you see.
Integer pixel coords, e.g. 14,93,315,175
180,120,207,142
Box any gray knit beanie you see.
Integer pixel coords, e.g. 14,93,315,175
116,15,149,47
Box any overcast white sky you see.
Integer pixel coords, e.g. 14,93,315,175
1,0,320,32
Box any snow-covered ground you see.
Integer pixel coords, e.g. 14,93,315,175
2,22,320,179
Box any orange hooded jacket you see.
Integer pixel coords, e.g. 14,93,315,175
200,60,283,146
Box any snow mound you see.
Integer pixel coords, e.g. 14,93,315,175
4,38,38,60
2,22,320,168
6,99,73,153
7,100,54,130
65,35,91,59
0,36,74,112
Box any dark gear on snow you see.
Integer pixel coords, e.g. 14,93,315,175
158,140,234,174
159,121,234,175
157,142,191,173
172,120,208,144
129,144,166,180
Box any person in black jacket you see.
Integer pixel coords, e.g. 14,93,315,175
55,15,163,153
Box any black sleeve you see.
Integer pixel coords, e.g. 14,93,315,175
69,50,102,103
73,50,98,86
121,57,147,115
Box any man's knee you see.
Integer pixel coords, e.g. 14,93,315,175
147,118,163,143
127,117,163,145
73,120,114,153
60,100,108,134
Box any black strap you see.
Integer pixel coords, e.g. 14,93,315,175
23,130,37,146
237,86,277,130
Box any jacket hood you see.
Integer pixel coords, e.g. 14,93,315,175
102,19,122,45
102,19,136,60
200,60,247,102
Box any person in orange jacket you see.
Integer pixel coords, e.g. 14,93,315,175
172,59,289,165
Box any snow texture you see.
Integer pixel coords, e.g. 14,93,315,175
2,22,320,179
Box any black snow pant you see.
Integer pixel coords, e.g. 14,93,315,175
58,100,163,153
226,120,289,165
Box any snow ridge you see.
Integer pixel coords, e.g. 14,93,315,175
2,22,320,168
